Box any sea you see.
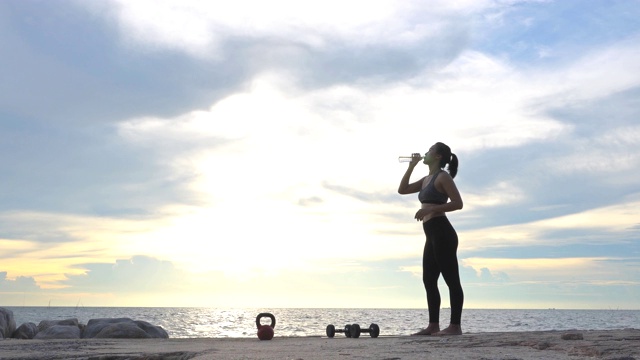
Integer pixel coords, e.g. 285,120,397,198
5,307,640,338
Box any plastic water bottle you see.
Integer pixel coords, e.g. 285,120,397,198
398,156,423,163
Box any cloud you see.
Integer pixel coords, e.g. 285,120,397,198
73,0,499,90
0,272,41,293
463,256,640,286
541,36,640,103
60,256,186,293
0,210,185,291
104,0,481,56
553,122,640,176
458,256,640,309
0,1,250,124
297,196,323,207
1,0,639,309
0,119,206,216
456,196,640,252
476,267,510,283
5,0,614,224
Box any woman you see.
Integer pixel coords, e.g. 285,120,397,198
398,142,464,336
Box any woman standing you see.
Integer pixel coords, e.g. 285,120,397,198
398,142,464,335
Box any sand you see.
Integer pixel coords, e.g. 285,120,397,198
0,329,638,359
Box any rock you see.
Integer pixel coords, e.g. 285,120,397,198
12,322,39,339
94,322,151,339
83,318,169,339
37,318,79,332
131,319,170,338
34,319,82,339
561,332,584,340
0,307,17,339
34,324,81,339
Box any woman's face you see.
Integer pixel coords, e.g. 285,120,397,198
423,145,440,165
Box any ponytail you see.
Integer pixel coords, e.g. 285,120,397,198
434,142,458,178
448,153,458,179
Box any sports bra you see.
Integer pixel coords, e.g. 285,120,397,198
418,171,448,204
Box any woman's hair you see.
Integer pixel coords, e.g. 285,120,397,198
434,142,458,178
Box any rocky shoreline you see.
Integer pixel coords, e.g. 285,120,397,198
1,307,168,340
2,307,639,359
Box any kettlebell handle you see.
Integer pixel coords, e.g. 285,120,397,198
256,312,276,329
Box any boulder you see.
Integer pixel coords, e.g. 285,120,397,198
34,324,81,339
94,322,151,339
12,322,39,339
0,307,17,339
130,319,169,339
37,318,79,332
83,318,168,339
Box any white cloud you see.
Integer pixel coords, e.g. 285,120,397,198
4,0,638,308
377,50,569,152
464,181,526,210
463,257,640,285
0,210,168,287
94,0,508,58
529,36,640,106
109,41,625,274
458,196,640,251
554,125,640,175
62,256,186,293
0,272,41,292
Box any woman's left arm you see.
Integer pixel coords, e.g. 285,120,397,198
437,173,463,212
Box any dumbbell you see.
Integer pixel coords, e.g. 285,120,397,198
326,324,353,338
348,323,380,338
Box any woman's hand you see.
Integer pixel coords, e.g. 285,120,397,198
409,152,422,167
415,205,437,221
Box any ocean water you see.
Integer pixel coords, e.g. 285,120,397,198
5,307,639,338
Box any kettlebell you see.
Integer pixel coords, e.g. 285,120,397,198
256,312,276,340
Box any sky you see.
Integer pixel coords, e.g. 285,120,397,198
1,0,639,310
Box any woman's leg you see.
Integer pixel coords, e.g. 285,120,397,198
428,217,464,334
410,220,443,335
422,234,441,324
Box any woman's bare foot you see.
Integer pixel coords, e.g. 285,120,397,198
434,324,462,335
412,323,440,336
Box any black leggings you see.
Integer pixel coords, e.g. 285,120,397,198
422,216,464,325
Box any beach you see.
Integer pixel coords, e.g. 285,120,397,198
0,329,638,359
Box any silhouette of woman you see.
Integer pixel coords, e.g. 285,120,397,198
398,142,464,335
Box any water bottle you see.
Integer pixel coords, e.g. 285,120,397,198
398,156,423,163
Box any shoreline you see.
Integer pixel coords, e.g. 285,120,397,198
1,329,638,359
7,307,639,338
